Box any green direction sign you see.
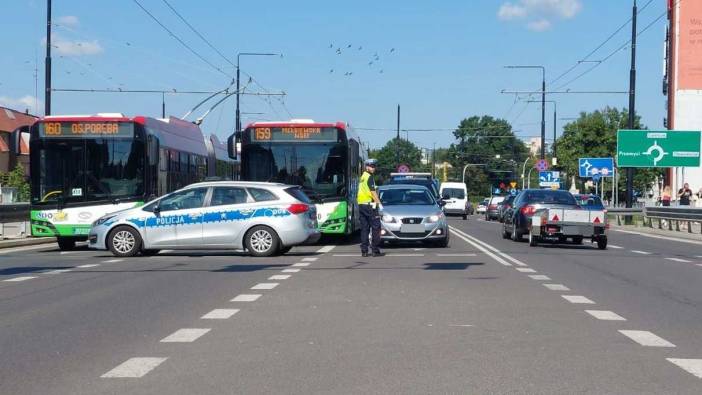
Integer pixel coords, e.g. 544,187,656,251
617,130,701,168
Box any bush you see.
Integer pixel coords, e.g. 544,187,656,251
2,164,30,202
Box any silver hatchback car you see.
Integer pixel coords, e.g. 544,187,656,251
89,181,320,257
378,184,449,247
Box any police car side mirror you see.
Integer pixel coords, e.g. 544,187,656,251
153,205,161,215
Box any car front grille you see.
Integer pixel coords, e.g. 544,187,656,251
401,217,423,224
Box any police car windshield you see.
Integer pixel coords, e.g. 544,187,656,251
380,189,434,206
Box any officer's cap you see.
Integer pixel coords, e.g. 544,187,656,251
365,159,378,167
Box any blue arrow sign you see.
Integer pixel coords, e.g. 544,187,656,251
579,157,614,178
539,171,561,188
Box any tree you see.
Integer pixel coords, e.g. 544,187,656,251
2,163,30,202
556,107,662,198
448,115,528,196
371,137,423,181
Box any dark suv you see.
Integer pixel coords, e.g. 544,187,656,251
501,189,579,241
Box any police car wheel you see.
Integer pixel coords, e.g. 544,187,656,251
108,226,142,257
245,226,279,257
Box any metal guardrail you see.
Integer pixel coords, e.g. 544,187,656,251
608,206,702,233
0,203,30,223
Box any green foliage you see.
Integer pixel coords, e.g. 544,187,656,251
370,137,424,181
448,115,528,196
2,163,30,202
556,107,663,197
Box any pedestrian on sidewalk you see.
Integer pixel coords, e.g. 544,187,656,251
661,186,672,207
678,183,693,206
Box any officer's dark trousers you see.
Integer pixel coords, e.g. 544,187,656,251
359,204,381,253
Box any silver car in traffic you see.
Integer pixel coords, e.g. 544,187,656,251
378,184,449,247
89,181,320,257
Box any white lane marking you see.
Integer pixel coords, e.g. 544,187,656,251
696,256,702,259
77,264,100,268
449,229,512,266
302,257,318,262
666,257,692,263
3,276,37,282
614,228,702,246
101,357,167,378
160,328,211,343
516,268,537,273
631,250,651,255
268,274,291,280
46,269,72,274
618,330,676,347
448,324,474,327
201,309,239,320
450,226,528,266
60,251,82,255
102,259,123,263
387,254,424,257
585,310,627,321
231,294,261,302
316,245,336,253
436,253,477,257
333,254,359,257
252,283,279,290
543,284,570,291
608,245,624,249
282,268,301,273
413,248,426,251
667,359,702,379
562,295,595,304
0,244,55,254
292,262,310,267
528,275,551,280
697,264,702,268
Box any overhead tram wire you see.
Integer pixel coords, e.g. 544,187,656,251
554,4,671,91
548,0,656,87
131,0,231,78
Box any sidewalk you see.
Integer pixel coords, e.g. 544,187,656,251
0,236,56,249
610,222,702,242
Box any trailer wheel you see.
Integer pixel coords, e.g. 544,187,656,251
597,236,607,250
572,236,583,245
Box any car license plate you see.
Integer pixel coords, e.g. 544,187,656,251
73,227,90,235
401,224,424,233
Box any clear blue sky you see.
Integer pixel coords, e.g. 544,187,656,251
1,0,669,150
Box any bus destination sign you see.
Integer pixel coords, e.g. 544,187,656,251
251,127,337,142
38,122,134,138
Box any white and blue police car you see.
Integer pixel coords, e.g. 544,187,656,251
89,181,320,257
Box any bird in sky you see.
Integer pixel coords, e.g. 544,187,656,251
336,48,342,54
358,46,362,50
390,48,395,53
368,61,373,66
347,44,352,48
329,43,333,48
329,69,334,73
379,69,384,74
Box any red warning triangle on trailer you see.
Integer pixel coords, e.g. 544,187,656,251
551,214,560,222
593,217,601,224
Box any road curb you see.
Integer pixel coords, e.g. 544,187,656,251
0,237,56,249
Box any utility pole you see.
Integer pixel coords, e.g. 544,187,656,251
625,0,637,216
236,52,278,136
161,92,166,118
44,0,52,116
504,65,546,159
396,104,400,164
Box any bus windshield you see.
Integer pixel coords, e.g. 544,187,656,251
242,142,347,201
31,137,145,205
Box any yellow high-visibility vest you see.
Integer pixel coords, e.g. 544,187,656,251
357,171,374,204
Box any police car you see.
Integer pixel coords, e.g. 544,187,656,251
89,181,320,257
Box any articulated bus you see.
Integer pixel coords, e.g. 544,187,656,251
29,113,235,250
231,120,365,235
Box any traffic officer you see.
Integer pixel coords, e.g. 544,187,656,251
358,159,384,257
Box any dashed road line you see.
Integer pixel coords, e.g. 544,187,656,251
436,253,477,257
77,264,100,268
292,262,310,267
561,295,595,304
333,254,360,257
101,357,167,378
302,257,318,262
618,330,676,347
282,268,301,273
252,282,279,290
528,274,551,280
449,228,512,267
160,328,211,343
585,310,626,321
666,257,692,263
667,358,702,379
631,250,651,255
543,284,570,291
516,268,537,273
268,274,291,280
608,245,624,249
102,259,123,263
201,309,239,320
3,276,37,282
450,226,528,266
45,269,72,274
388,253,424,257
231,294,261,302
316,245,336,253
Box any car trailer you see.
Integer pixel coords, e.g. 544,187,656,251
528,208,608,249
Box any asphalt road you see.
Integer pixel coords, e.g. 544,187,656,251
1,217,702,394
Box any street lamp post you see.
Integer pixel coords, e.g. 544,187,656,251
505,65,546,159
527,100,557,161
236,52,279,135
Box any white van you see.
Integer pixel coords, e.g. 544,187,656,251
439,182,470,220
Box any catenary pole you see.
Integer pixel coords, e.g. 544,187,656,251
45,0,52,115
625,0,637,217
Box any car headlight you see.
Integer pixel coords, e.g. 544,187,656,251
93,215,115,227
382,215,396,223
426,213,444,223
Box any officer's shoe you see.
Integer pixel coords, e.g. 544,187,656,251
361,252,369,257
372,251,385,257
